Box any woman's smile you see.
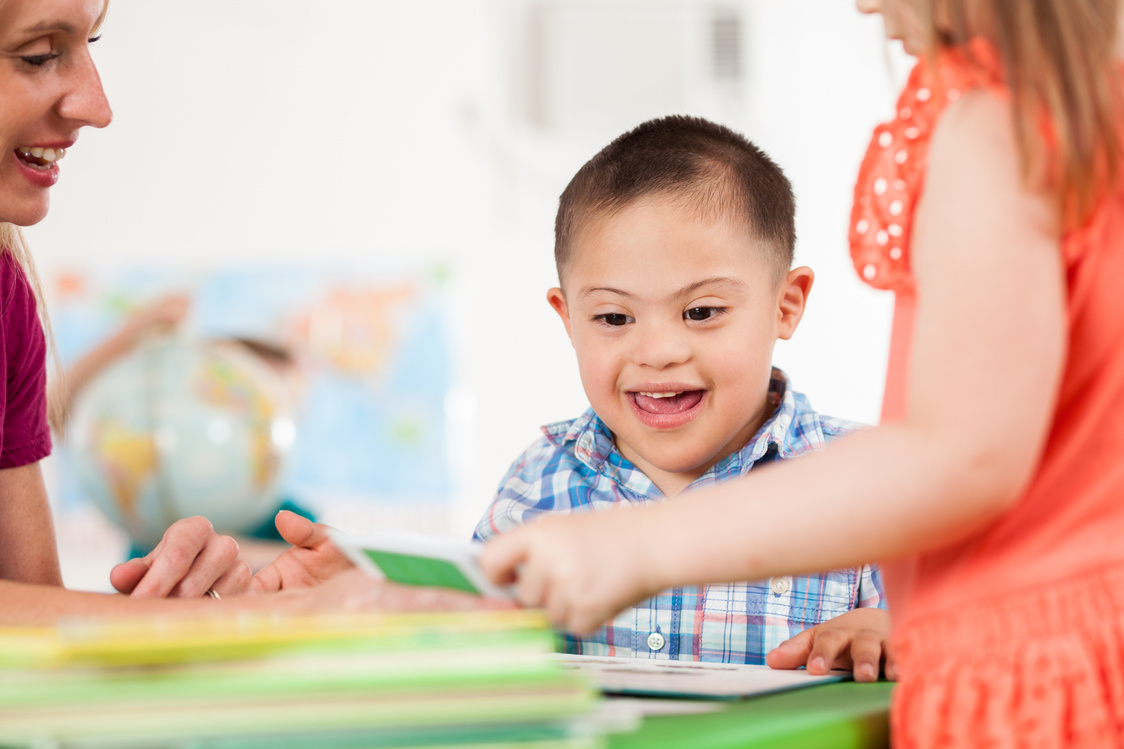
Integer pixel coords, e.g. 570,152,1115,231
10,142,70,188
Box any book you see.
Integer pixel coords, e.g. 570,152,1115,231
554,654,849,700
0,610,602,748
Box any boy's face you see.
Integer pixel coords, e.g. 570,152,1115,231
549,194,812,493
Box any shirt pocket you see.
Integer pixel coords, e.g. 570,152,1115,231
698,571,861,664
770,569,860,624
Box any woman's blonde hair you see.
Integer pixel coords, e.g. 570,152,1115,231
0,224,49,321
910,0,1123,223
0,224,64,432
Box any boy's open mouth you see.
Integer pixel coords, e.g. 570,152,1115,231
630,390,706,415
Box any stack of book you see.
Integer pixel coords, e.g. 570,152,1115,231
0,609,604,749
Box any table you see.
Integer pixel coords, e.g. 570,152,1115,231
608,682,894,749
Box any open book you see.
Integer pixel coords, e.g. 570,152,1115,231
555,654,850,700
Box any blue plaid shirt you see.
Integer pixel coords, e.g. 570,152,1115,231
474,369,885,663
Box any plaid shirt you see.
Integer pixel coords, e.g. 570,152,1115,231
473,369,885,663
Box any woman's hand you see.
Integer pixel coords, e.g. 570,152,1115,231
109,516,251,598
766,607,896,682
250,511,356,594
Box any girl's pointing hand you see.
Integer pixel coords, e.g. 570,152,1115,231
480,506,668,634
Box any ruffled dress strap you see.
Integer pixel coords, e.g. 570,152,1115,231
849,40,1005,294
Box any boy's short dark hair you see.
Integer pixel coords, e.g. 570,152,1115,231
555,115,795,282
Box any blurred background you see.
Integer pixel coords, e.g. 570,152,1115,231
26,0,910,591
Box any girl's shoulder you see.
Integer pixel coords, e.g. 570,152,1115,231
849,41,1006,293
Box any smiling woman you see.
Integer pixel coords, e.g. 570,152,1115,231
0,0,111,227
0,0,258,618
0,0,475,622
0,0,111,426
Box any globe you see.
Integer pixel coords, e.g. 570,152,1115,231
68,337,298,549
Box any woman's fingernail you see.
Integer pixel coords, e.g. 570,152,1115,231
810,657,826,671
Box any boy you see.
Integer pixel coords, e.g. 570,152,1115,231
253,115,889,678
473,115,886,665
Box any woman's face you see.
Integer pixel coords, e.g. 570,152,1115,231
0,0,111,227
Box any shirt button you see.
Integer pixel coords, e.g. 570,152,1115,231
646,632,666,651
769,576,791,596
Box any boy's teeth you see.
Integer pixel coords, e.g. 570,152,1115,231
639,392,681,398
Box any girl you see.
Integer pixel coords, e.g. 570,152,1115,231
481,0,1124,744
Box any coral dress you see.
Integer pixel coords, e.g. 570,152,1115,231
851,44,1124,746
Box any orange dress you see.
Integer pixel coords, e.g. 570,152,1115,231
851,44,1124,746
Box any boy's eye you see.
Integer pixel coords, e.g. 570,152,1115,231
593,313,633,327
684,306,724,321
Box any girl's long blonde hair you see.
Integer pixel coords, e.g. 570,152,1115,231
912,0,1123,223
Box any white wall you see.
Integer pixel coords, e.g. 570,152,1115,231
28,1,909,569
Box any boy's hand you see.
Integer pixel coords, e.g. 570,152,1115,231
110,516,251,598
765,607,896,682
479,507,666,633
250,511,356,594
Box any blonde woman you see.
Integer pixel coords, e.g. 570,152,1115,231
0,0,487,623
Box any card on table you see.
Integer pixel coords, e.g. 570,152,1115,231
329,528,517,599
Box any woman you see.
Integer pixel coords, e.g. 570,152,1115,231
0,0,489,623
0,0,266,614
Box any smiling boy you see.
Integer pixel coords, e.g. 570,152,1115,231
474,116,887,669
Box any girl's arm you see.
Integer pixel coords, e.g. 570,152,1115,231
481,88,1068,633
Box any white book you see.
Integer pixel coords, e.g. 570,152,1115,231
554,654,849,700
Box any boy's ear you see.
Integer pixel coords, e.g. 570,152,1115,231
776,266,814,341
546,287,575,343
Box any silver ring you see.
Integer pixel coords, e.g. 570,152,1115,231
204,588,221,600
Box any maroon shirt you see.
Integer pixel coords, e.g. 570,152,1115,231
0,251,51,469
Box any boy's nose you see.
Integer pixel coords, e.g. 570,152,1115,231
631,323,691,369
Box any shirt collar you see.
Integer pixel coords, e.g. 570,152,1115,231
540,368,828,492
